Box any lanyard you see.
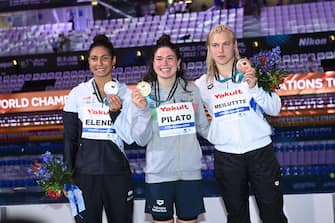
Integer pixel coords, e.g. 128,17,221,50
214,60,243,84
92,79,118,106
149,78,178,107
215,76,232,83
92,79,103,102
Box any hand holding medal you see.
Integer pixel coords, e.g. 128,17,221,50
236,58,257,88
104,80,119,96
136,81,151,97
231,58,251,83
132,81,151,109
236,58,252,73
104,80,122,111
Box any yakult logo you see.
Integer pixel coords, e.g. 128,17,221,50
159,104,189,112
87,109,109,115
214,89,243,99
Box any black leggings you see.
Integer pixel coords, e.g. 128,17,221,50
74,174,134,223
214,144,288,223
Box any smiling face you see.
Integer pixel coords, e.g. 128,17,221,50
88,46,115,79
153,47,181,82
208,31,235,67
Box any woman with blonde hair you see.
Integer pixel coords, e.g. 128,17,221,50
195,24,288,223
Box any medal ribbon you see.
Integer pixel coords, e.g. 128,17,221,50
215,60,244,84
149,78,178,108
144,78,178,120
64,183,86,218
215,76,232,84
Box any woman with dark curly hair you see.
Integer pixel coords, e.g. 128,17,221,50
131,34,209,223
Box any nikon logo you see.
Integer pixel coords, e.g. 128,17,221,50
299,37,327,46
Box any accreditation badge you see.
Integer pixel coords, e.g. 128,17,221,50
157,102,195,137
212,88,250,121
81,104,118,140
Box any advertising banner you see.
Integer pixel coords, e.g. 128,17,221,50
1,72,335,114
0,90,69,114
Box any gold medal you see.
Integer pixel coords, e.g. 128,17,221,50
104,80,119,95
136,81,151,97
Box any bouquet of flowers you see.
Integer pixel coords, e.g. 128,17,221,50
30,151,73,199
250,46,288,95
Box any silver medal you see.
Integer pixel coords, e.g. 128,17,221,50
104,80,119,95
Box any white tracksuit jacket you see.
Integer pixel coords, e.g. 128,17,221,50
195,74,281,154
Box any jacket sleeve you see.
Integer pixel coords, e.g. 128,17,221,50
113,87,135,145
194,75,213,117
109,110,121,123
249,85,282,116
62,111,79,170
193,83,210,139
130,102,152,147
